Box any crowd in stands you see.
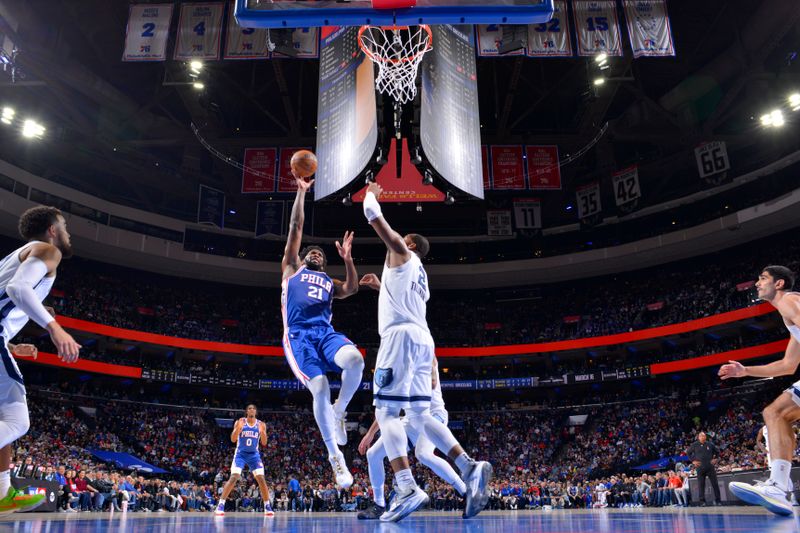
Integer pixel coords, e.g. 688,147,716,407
37,229,798,351
12,379,799,513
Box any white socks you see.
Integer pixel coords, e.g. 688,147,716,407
367,438,387,507
769,459,793,492
0,470,9,497
307,376,339,456
395,468,416,491
454,452,472,474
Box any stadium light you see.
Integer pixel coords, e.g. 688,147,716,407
444,191,455,205
21,119,45,138
193,82,205,90
189,60,203,73
594,52,608,64
790,93,800,111
761,109,785,128
593,77,605,86
1,107,14,125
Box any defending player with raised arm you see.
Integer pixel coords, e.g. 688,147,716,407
361,182,492,522
0,206,81,516
718,266,800,516
280,173,364,489
215,405,274,517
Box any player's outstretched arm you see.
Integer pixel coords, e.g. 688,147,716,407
719,337,800,379
362,182,410,263
333,230,359,299
9,243,80,362
282,174,314,277
359,273,381,291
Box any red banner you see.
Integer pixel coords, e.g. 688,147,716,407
242,148,277,193
526,145,561,190
277,147,312,192
482,145,490,190
14,351,142,378
352,139,445,203
490,146,526,189
646,302,664,311
736,281,756,292
650,340,788,375
563,315,581,324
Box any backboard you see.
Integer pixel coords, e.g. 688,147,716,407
235,0,554,28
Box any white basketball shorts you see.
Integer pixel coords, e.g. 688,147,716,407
373,324,434,410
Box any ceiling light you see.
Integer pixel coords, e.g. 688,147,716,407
193,82,205,90
444,191,455,205
594,52,608,63
190,60,203,72
790,93,800,111
21,119,45,138
770,109,785,127
593,77,605,86
760,113,773,126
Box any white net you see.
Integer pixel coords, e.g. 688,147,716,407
358,25,432,104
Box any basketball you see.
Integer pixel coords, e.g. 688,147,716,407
290,150,318,179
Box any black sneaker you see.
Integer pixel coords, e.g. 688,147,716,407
357,502,385,520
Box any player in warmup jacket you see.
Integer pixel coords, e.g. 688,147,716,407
719,265,800,516
280,173,363,489
0,206,80,516
215,405,274,516
361,182,492,522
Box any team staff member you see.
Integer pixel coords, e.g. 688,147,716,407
686,432,721,506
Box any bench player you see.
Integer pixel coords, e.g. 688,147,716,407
719,265,800,515
214,404,274,516
361,182,492,522
281,174,364,489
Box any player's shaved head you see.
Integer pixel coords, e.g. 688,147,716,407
405,233,429,259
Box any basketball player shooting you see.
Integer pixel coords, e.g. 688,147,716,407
0,206,81,516
361,182,492,522
718,266,800,516
280,170,364,489
214,404,274,517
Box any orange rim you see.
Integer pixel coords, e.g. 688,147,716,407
358,24,433,65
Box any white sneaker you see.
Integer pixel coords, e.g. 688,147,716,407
213,502,225,517
380,486,428,522
333,401,347,446
461,460,493,519
729,480,792,516
329,453,353,489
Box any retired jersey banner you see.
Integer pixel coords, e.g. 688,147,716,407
197,184,225,228
576,182,602,219
695,141,730,178
526,146,562,190
573,1,623,57
513,198,542,229
174,3,224,60
612,165,641,206
242,148,278,193
277,147,312,192
476,25,525,57
224,3,270,59
623,0,675,58
123,4,173,62
527,0,573,57
490,146,526,189
272,28,320,59
482,146,490,189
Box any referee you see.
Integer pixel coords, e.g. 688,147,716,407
686,431,722,506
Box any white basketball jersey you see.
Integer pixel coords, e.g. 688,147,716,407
378,253,430,336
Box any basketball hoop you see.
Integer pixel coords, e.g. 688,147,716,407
358,24,432,104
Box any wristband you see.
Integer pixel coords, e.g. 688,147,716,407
363,191,382,222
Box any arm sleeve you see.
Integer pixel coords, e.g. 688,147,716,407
6,257,55,329
363,191,383,222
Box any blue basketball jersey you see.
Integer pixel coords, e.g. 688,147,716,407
281,266,335,329
237,420,261,453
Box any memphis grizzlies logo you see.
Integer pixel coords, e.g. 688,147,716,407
375,368,394,388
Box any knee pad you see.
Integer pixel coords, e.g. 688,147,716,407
334,345,364,370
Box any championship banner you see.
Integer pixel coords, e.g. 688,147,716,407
622,0,675,58
526,145,561,190
476,25,525,57
242,148,277,193
277,147,312,192
197,184,225,228
174,3,224,60
527,0,573,57
695,141,730,178
573,1,623,57
513,198,542,229
224,3,270,59
272,28,320,59
482,146,491,189
611,165,641,206
490,146,526,189
576,182,602,218
123,4,173,62
255,201,284,237
487,210,513,236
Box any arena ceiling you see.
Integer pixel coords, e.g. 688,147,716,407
0,0,799,231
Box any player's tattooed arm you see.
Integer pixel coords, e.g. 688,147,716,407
333,231,358,299
282,173,314,277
